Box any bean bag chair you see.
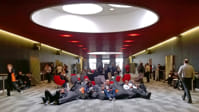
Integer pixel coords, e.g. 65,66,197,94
122,74,131,82
113,81,129,99
116,75,121,82
54,75,65,86
91,81,96,85
84,76,89,80
58,91,79,104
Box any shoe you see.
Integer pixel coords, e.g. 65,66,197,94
109,98,112,101
42,97,47,104
112,98,116,101
188,100,192,104
182,95,185,101
147,92,151,99
20,91,24,94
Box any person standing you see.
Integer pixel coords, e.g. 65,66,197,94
137,63,145,74
44,64,52,83
178,59,195,103
145,63,150,83
6,64,22,96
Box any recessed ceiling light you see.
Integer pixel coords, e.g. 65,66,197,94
62,3,103,15
128,33,140,36
124,40,134,43
82,48,87,50
88,52,123,55
123,44,131,47
60,34,72,37
109,4,131,8
121,48,126,49
77,45,84,47
68,40,80,43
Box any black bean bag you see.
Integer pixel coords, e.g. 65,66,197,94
58,91,79,104
113,81,129,99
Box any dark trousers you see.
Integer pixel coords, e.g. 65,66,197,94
45,90,60,103
7,81,21,96
182,78,192,102
132,88,148,98
46,73,51,83
145,72,150,82
153,71,155,80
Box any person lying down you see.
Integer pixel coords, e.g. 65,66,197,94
41,79,152,105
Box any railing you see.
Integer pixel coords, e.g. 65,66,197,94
0,74,8,95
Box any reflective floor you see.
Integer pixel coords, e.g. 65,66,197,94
1,81,199,112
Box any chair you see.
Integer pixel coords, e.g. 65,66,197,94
84,76,89,80
91,81,96,85
110,81,114,84
115,75,121,82
122,74,131,82
54,75,65,86
71,74,76,76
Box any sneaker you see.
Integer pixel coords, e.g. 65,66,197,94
146,92,151,99
188,100,192,104
41,97,47,104
20,91,24,94
109,98,112,101
182,95,185,100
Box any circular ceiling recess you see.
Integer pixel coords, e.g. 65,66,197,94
31,3,159,33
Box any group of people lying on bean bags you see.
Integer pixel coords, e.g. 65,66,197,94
41,78,151,105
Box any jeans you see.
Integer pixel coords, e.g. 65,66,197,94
182,78,192,102
104,88,116,99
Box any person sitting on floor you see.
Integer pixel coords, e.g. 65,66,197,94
104,80,116,101
42,88,68,104
123,80,151,99
16,71,25,89
24,72,32,88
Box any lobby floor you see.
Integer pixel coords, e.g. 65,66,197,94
1,81,199,112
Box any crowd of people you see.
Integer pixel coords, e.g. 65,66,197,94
5,58,194,104
41,78,151,105
40,63,152,105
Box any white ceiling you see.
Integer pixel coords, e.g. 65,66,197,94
31,3,159,33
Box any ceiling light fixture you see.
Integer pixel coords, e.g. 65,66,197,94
77,45,84,47
88,52,123,55
60,34,72,37
124,40,134,43
121,48,126,49
62,3,103,15
128,33,140,36
123,44,131,47
109,4,131,8
68,40,80,43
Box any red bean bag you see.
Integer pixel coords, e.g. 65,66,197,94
91,81,96,85
71,74,76,76
54,75,65,86
115,75,121,82
122,74,131,82
84,76,89,80
110,81,114,84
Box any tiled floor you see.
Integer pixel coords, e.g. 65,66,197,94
1,81,199,112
